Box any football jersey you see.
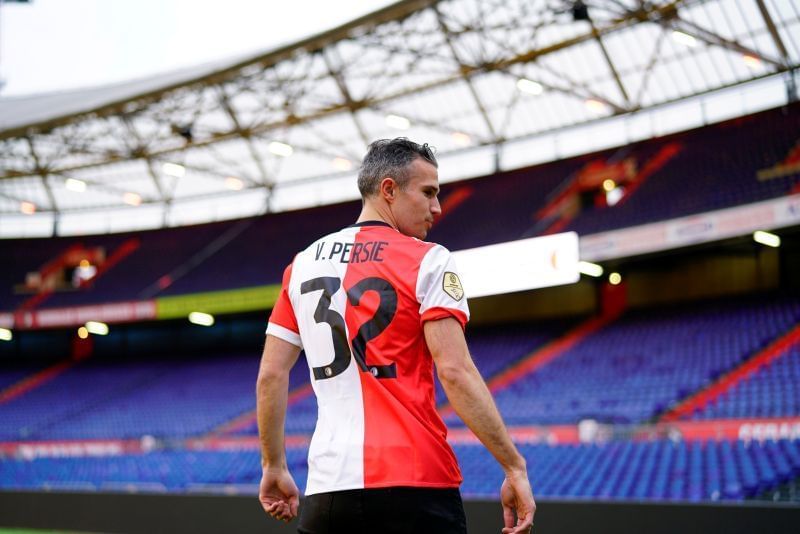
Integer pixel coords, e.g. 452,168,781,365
266,220,470,496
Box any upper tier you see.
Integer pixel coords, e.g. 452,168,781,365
3,103,798,311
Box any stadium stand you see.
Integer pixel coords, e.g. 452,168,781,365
2,293,800,504
0,354,263,440
219,319,576,437
452,296,800,427
0,321,571,441
455,438,800,501
1,104,798,314
2,439,799,502
691,345,800,420
563,106,800,236
0,363,47,391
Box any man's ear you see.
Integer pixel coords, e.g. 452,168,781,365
380,177,396,202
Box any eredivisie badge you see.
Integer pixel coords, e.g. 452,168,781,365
442,271,464,301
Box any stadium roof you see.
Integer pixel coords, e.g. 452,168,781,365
0,0,798,236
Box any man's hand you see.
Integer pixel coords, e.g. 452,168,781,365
259,466,300,523
500,470,535,534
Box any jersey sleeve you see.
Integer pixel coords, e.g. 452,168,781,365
266,261,303,348
416,244,470,329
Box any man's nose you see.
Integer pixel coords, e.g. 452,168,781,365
431,197,442,216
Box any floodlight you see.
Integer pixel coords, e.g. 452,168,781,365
189,312,215,327
671,31,697,47
225,177,244,191
268,142,294,157
578,261,603,278
65,178,87,192
85,321,109,335
123,192,142,206
162,163,186,177
753,231,780,248
516,79,543,95
385,114,410,130
332,158,353,171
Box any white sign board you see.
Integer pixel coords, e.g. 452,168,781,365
580,194,800,262
452,232,580,298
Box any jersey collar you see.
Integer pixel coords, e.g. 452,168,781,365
348,220,394,229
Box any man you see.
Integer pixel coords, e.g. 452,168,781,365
257,138,535,533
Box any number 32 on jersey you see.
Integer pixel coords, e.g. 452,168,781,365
301,276,397,381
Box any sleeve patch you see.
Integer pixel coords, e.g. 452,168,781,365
442,271,464,302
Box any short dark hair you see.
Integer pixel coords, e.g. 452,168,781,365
357,138,438,198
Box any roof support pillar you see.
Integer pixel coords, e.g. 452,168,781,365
787,68,798,103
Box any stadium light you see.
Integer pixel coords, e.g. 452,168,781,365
65,178,87,192
189,312,215,327
753,230,780,248
606,186,625,207
585,99,609,113
77,327,89,339
332,157,353,171
225,177,244,191
123,192,142,206
742,54,762,70
608,272,622,285
671,30,697,47
162,162,186,177
0,328,12,342
20,201,36,215
578,261,604,278
268,141,294,157
385,114,410,130
85,321,109,336
516,78,543,95
451,132,472,146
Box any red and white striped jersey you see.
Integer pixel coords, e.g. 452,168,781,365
266,220,470,496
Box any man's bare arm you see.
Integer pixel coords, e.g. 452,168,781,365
256,334,302,522
425,317,535,534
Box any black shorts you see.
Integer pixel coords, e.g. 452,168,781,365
297,486,467,534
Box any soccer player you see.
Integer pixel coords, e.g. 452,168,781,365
257,138,535,533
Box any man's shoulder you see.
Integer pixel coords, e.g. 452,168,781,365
413,237,451,257
386,233,454,268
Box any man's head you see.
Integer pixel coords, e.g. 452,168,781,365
358,138,441,239
358,138,438,196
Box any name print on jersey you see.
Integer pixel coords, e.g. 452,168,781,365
315,240,389,264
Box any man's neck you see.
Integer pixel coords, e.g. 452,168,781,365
356,202,397,229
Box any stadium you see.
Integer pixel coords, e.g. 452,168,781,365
1,0,799,532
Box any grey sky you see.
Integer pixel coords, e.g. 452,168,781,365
0,0,391,96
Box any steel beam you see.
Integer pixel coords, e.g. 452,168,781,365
434,3,500,143
24,136,58,213
753,0,790,66
121,115,168,206
216,91,273,188
589,17,632,108
670,16,785,69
